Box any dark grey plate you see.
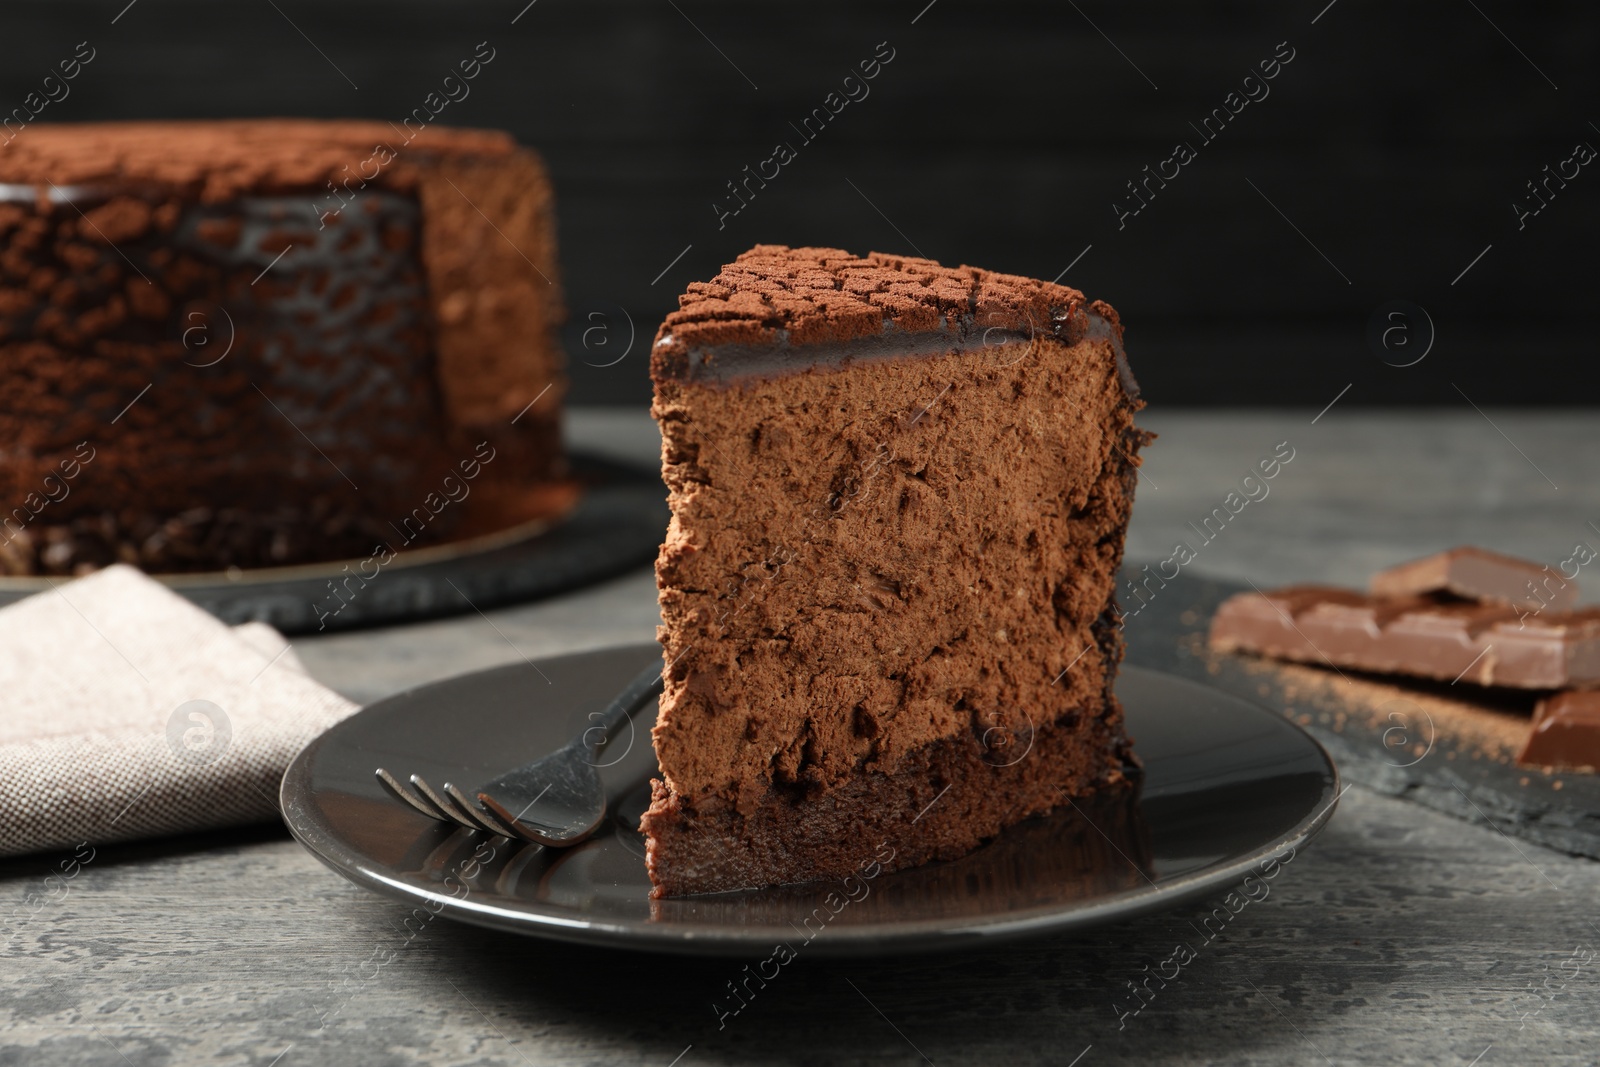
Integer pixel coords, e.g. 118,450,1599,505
280,643,1339,956
0,453,667,634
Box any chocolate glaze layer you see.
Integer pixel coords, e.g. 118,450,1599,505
661,308,1138,400
651,244,1134,392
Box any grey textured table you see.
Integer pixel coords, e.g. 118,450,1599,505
5,408,1598,1067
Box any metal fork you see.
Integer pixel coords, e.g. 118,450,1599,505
376,658,664,847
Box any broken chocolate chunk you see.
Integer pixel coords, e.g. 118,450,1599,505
1208,585,1600,689
1371,546,1578,612
1517,690,1600,771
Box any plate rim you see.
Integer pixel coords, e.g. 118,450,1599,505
280,646,1340,957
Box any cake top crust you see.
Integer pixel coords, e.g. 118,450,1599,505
654,244,1121,353
0,120,516,199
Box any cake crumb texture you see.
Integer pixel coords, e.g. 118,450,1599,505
645,245,1147,895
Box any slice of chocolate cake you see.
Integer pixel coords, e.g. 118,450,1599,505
642,245,1148,896
0,120,565,574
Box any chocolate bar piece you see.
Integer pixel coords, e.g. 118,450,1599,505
1208,585,1600,689
1371,547,1578,612
1517,690,1600,770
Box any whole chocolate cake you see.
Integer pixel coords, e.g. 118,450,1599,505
643,245,1149,896
0,120,565,574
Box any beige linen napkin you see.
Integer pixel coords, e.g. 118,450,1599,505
0,564,358,856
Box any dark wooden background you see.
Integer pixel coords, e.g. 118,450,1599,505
4,0,1596,406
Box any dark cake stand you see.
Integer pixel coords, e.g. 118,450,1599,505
0,453,667,634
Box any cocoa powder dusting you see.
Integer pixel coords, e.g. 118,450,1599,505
0,120,515,200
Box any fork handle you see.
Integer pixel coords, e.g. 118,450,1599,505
583,657,666,754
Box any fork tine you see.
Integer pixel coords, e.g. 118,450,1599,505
443,782,519,838
409,774,482,832
477,790,600,847
472,789,551,845
404,775,462,825
376,768,451,823
475,791,532,835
